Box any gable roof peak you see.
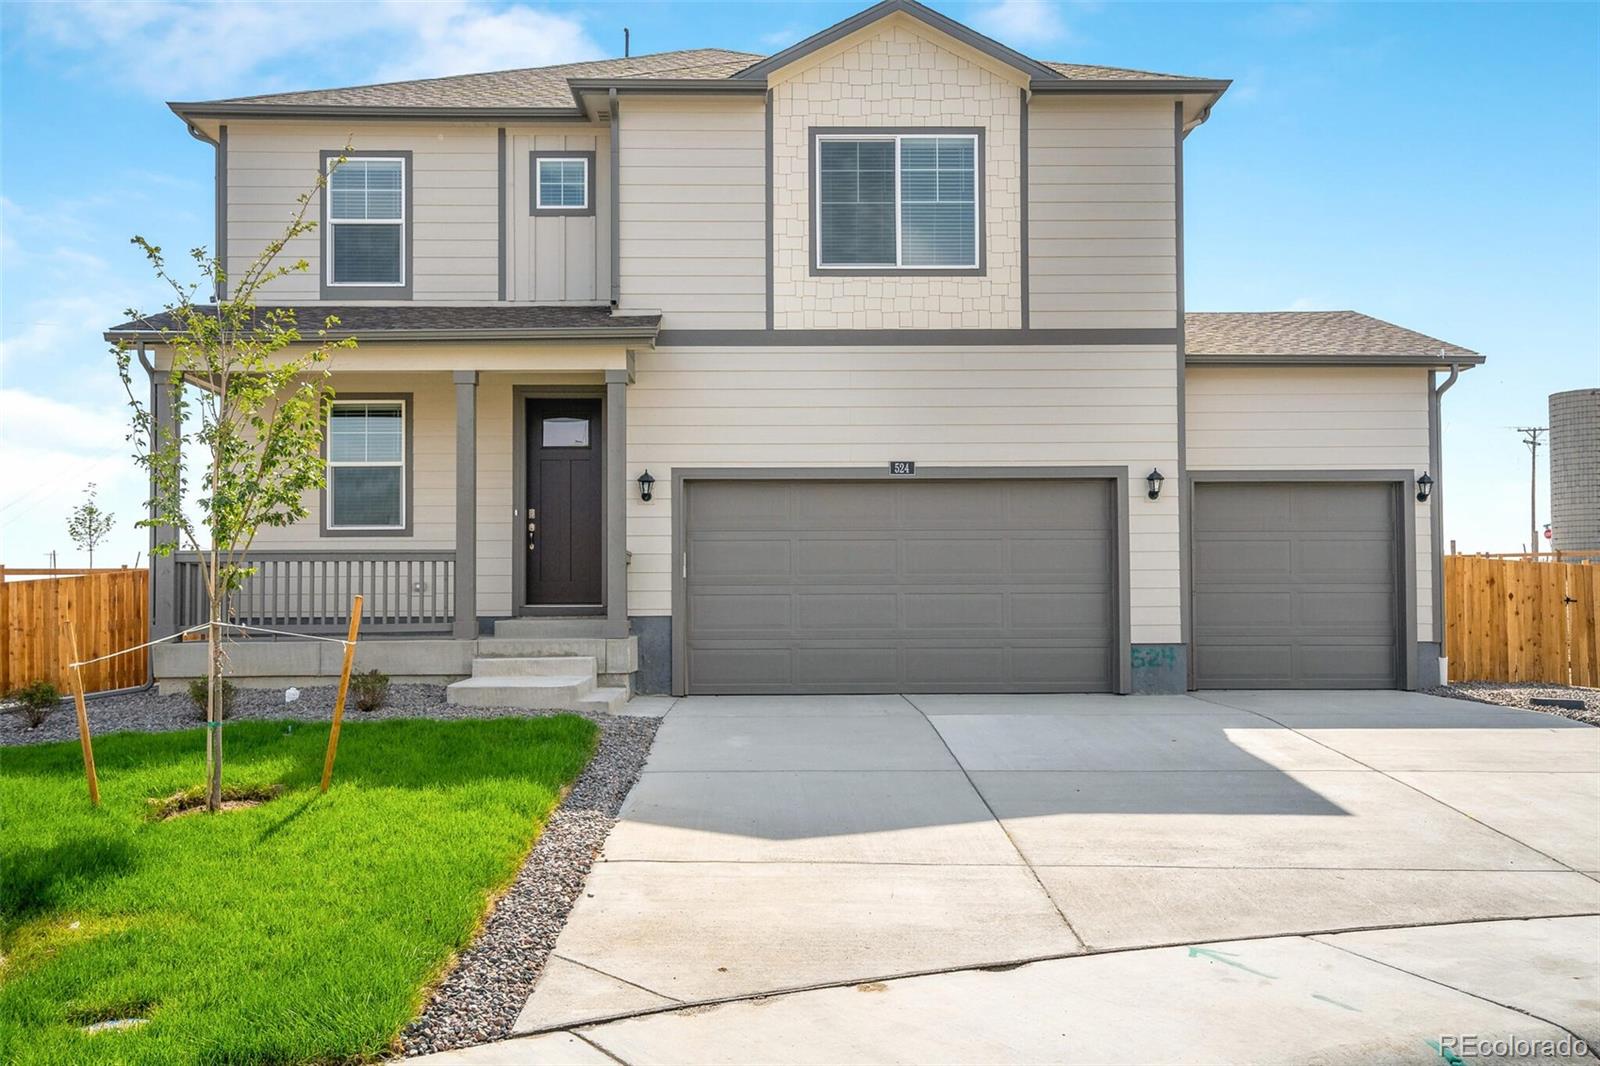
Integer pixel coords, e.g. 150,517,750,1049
731,0,1065,82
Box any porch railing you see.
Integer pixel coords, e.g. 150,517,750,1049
173,550,456,635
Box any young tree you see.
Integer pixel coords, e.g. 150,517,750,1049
66,483,115,567
115,166,356,812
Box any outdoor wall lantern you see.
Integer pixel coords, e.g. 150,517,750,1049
637,469,656,503
1146,468,1165,500
1416,472,1434,503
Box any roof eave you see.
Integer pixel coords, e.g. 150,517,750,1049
1185,352,1484,369
1029,77,1232,94
105,326,662,344
168,101,590,123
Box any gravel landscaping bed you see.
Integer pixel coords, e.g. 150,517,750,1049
0,683,589,746
399,712,658,1056
1430,681,1600,725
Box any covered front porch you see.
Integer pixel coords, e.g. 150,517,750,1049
130,309,657,693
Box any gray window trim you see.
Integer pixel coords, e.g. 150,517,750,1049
1183,469,1419,691
670,465,1131,697
320,150,414,301
808,126,987,277
530,150,597,217
320,393,414,537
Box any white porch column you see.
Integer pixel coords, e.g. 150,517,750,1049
605,368,629,637
454,371,478,639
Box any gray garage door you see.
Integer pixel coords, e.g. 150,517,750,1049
684,478,1116,694
1192,481,1401,689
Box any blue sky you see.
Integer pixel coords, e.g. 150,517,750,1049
1,0,1595,567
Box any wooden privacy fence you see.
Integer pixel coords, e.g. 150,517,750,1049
1,568,149,694
1446,555,1600,687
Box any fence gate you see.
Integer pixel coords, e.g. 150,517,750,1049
1445,556,1600,686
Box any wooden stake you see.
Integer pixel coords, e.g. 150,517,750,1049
320,594,364,793
60,617,99,807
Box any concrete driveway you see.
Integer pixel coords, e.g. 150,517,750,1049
436,691,1600,1063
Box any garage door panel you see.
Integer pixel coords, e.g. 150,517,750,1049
1012,535,1111,576
1193,481,1398,690
685,478,1116,694
1196,538,1293,578
1011,591,1114,630
689,591,792,632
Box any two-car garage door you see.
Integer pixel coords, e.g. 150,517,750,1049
682,478,1116,694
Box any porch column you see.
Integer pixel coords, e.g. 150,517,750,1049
605,368,630,637
150,367,178,638
454,371,478,639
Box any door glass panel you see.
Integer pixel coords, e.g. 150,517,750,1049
542,416,590,447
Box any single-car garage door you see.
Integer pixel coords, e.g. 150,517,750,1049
683,477,1116,694
1192,481,1401,689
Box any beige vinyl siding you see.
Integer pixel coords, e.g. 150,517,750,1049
507,129,611,302
617,98,766,329
625,345,1183,644
1027,98,1177,330
226,122,498,303
1185,367,1435,643
250,372,456,551
768,16,1024,329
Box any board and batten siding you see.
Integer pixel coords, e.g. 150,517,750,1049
768,17,1024,329
506,129,611,302
226,122,499,303
1026,98,1177,330
1185,367,1436,643
625,345,1183,644
617,98,767,330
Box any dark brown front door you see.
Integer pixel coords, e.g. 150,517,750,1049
525,398,602,606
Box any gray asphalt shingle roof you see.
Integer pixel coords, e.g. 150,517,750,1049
1185,311,1478,361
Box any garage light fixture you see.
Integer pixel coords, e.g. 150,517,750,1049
637,469,656,502
1146,468,1164,500
1416,472,1433,503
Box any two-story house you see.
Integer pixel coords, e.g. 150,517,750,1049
113,0,1480,703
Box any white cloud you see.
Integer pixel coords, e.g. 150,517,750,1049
968,0,1070,49
13,0,606,98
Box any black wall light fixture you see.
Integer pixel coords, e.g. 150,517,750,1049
637,469,655,502
1416,472,1433,502
1146,468,1165,500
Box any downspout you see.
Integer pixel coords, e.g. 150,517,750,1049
1430,356,1462,685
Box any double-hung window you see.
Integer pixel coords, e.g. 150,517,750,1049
326,400,406,531
327,157,405,286
815,131,980,271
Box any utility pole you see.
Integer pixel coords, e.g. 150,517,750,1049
1516,426,1547,557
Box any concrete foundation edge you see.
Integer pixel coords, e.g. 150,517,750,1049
1130,643,1187,694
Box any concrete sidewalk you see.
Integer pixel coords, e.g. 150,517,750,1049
415,691,1600,1063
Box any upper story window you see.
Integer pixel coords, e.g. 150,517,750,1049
814,130,982,274
327,157,406,287
325,399,407,532
530,151,596,217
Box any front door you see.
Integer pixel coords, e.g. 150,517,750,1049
525,398,602,606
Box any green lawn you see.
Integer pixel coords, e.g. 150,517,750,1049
1,716,598,1065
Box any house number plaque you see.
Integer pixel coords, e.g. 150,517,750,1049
888,460,916,475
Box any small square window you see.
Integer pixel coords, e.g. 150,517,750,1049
532,154,593,215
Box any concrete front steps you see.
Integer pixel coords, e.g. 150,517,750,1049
446,654,628,714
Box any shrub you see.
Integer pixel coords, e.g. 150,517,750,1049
187,676,237,721
7,680,60,728
350,669,390,713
